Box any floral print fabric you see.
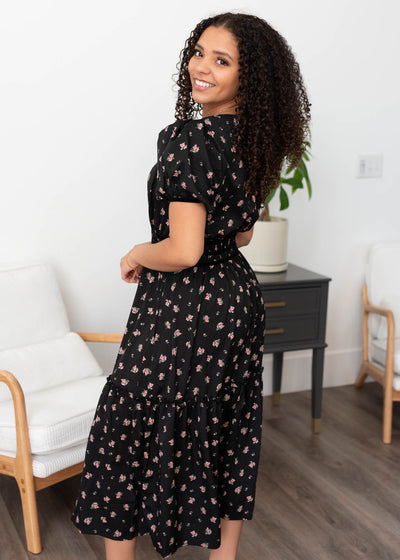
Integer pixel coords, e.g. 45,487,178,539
71,115,265,558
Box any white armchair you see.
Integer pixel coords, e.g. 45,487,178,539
355,243,400,444
0,263,122,553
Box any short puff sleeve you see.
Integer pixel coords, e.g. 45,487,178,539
158,120,223,214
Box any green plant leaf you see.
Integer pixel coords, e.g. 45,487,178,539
299,159,312,199
292,182,305,194
294,167,308,193
294,168,304,181
279,186,289,210
281,177,303,190
305,175,312,198
264,138,313,210
264,188,276,205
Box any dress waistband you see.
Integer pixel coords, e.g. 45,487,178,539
197,235,239,265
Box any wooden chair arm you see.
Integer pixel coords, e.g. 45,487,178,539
0,370,33,459
361,286,395,378
363,304,395,340
76,332,123,343
364,302,394,319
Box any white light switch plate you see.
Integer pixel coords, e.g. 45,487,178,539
357,154,383,178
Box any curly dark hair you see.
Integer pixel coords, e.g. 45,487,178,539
175,12,311,205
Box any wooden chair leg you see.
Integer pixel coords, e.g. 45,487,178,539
0,370,42,552
15,463,42,553
355,363,368,388
383,389,393,445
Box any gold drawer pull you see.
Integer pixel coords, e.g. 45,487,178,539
264,301,287,308
264,328,285,335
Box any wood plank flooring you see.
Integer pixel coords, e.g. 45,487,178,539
1,381,400,560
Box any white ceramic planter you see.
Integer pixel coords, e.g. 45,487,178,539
240,217,288,272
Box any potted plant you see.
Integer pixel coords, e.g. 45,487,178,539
240,135,312,272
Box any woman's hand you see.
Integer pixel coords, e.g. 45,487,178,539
121,249,143,284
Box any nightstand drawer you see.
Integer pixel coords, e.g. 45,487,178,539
262,287,321,317
264,315,319,344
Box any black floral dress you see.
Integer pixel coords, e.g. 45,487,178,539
71,115,265,558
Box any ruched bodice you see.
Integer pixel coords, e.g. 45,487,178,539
198,235,239,265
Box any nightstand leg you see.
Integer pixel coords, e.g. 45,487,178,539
272,352,283,406
311,347,325,433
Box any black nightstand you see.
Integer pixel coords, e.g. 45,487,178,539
255,264,331,433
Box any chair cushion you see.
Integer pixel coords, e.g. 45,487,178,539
0,442,87,479
0,263,70,351
370,338,400,390
0,332,103,403
0,376,108,454
366,244,400,338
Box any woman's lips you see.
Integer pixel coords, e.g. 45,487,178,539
193,78,215,92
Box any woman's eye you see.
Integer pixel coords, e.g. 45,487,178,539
217,58,228,66
194,49,202,57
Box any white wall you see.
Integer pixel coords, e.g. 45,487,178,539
1,1,399,394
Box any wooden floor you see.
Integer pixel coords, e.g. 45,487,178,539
2,381,400,560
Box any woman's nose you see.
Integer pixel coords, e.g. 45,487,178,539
196,56,211,74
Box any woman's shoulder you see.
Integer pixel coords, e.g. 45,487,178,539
157,114,237,154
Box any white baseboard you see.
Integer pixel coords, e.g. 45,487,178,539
261,347,363,396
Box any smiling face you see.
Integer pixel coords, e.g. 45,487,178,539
188,25,240,117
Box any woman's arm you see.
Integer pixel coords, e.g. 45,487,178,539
121,201,207,282
235,226,254,248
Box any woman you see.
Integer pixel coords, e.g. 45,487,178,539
71,12,311,560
